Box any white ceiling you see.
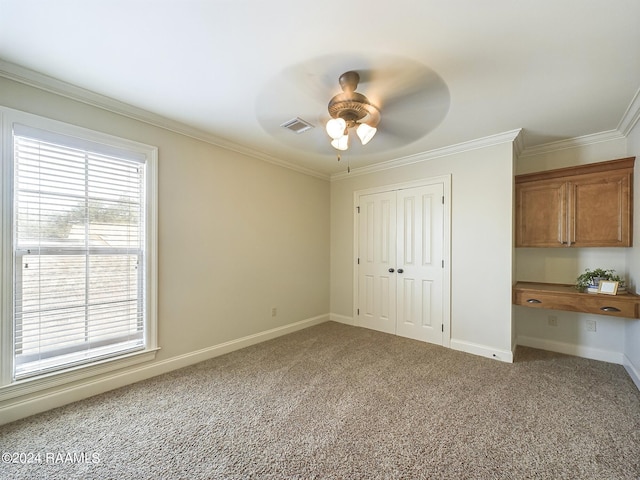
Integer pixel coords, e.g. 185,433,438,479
1,0,639,177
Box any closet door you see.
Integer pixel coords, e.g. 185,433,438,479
358,190,397,334
395,184,444,344
357,183,445,346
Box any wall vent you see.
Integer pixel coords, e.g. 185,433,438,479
280,117,314,134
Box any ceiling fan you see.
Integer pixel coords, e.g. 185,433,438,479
325,71,380,151
258,55,450,167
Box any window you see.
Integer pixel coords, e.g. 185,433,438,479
1,108,157,393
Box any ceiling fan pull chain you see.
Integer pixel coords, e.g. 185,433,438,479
336,153,350,173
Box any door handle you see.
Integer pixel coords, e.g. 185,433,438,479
397,268,404,274
600,306,621,312
388,268,395,273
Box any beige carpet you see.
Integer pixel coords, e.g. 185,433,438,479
1,321,639,479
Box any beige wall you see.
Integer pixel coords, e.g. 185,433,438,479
330,141,515,360
625,118,640,387
0,77,330,421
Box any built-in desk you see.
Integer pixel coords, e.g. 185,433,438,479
513,282,640,319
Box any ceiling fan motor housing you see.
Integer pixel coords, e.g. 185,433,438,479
328,71,380,128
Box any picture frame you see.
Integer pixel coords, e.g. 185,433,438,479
598,280,619,295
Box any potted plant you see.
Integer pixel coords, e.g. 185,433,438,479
575,268,626,293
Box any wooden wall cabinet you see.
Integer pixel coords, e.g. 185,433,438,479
515,157,634,247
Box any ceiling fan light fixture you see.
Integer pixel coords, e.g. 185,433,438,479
356,123,377,145
326,117,347,139
326,71,380,152
331,134,349,151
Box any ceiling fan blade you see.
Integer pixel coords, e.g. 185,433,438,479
278,54,380,102
377,118,431,143
380,68,447,107
375,68,450,143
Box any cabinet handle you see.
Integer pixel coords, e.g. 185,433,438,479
526,299,542,304
600,306,621,312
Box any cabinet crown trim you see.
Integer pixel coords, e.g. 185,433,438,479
515,157,635,184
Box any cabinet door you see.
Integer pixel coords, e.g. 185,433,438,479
569,172,632,247
516,180,567,247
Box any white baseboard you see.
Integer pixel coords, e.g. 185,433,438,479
450,339,513,363
623,354,640,391
517,335,624,365
0,314,329,426
329,313,355,326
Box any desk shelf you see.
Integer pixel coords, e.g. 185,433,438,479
513,282,640,319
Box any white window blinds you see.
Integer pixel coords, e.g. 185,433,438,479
13,124,147,379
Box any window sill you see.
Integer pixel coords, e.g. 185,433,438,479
0,347,160,403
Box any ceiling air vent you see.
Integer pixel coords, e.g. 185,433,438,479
280,117,314,134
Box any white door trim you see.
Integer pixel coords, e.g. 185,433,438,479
353,175,452,348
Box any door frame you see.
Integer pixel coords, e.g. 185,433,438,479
353,175,452,348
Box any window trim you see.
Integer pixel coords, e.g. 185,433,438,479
0,106,159,399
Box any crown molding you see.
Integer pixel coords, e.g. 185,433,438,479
617,86,640,136
518,130,625,158
512,128,526,158
0,60,330,181
330,129,523,181
518,87,640,158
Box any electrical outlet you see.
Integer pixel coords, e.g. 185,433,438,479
271,307,277,317
548,315,558,327
586,319,596,332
